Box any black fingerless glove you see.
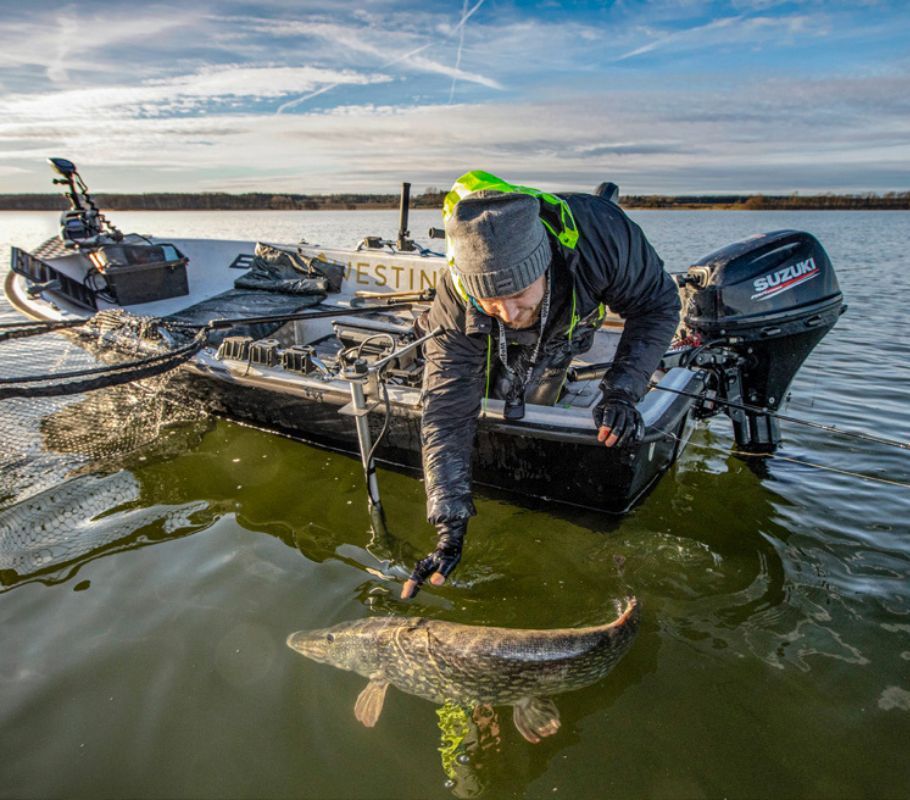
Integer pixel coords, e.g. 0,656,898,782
593,386,644,447
407,519,467,592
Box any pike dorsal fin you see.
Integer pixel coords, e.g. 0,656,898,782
512,696,561,744
354,678,389,728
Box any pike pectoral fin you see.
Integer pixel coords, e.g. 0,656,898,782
512,697,561,744
354,679,390,728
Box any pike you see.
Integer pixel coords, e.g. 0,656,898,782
287,597,639,743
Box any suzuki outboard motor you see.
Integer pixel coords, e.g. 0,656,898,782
681,230,844,452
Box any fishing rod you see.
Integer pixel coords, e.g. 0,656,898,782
648,381,909,453
742,452,910,489
651,421,910,490
169,301,417,331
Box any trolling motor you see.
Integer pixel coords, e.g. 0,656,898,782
9,158,189,309
48,157,123,246
676,230,845,452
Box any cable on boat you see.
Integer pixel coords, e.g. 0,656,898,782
347,334,401,481
648,381,910,453
366,378,393,471
355,333,397,361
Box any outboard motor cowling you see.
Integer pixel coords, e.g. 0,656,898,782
682,230,844,451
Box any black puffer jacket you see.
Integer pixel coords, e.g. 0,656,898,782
421,192,681,525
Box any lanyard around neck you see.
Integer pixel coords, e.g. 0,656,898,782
494,269,551,389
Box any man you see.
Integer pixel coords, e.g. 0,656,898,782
401,170,681,599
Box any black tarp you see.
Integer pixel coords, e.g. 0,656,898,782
233,242,344,295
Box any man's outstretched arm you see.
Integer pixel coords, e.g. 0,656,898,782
403,316,486,598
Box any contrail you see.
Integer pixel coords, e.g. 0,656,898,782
277,82,339,114
612,14,744,62
449,0,486,104
277,42,433,114
452,0,487,34
381,41,434,69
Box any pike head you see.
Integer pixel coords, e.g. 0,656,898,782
286,617,389,678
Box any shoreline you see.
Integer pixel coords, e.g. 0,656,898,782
1,193,908,212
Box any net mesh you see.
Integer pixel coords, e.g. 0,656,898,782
0,322,213,587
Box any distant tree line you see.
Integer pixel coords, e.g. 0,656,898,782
0,189,449,211
620,192,910,210
1,189,908,211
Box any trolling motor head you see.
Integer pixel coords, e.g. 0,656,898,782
48,157,78,179
681,230,845,452
47,155,122,245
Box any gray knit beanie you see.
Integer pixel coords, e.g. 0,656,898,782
446,191,551,298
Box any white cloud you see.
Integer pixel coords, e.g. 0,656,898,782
277,42,435,113
235,16,502,90
0,5,205,82
0,65,392,122
0,164,28,176
46,9,79,84
4,70,907,195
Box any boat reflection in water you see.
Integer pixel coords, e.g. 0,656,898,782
288,600,640,795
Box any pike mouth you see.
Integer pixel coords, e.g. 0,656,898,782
287,631,324,659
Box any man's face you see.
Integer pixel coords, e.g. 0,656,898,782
474,274,546,329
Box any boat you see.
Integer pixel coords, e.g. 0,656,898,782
3,158,846,514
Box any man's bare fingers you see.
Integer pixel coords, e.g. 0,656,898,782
429,572,446,586
598,425,619,446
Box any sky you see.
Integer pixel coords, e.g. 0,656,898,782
0,0,908,195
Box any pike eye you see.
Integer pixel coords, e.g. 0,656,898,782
325,634,335,643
